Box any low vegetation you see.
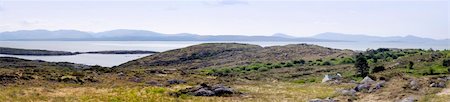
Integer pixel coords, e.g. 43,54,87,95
0,43,449,101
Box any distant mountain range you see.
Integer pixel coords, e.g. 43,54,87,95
0,29,447,43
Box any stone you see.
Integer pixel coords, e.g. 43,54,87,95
322,74,332,83
117,72,125,76
194,88,215,96
213,87,234,96
309,97,336,102
145,80,162,86
374,80,386,89
360,76,375,84
354,83,371,92
409,79,419,90
399,96,416,102
167,79,186,85
309,99,323,102
130,77,142,83
339,89,356,96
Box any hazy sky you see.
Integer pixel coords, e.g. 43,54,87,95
0,0,448,39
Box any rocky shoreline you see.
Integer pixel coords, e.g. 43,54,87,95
0,47,158,56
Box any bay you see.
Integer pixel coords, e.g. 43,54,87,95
0,41,448,67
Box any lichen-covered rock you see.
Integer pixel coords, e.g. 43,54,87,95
354,83,371,92
309,97,337,102
171,83,240,97
167,79,186,85
360,76,375,84
408,79,420,90
338,89,356,96
399,96,416,102
194,88,215,96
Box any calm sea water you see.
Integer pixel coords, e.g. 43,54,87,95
0,41,448,67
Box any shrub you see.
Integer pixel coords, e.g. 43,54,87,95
273,64,282,68
443,59,450,67
292,59,306,64
372,66,385,73
322,61,332,66
408,61,414,69
355,53,369,77
339,57,355,64
316,59,323,62
284,62,294,67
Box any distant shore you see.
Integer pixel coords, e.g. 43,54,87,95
0,47,158,56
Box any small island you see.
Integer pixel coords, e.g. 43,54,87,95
0,47,158,56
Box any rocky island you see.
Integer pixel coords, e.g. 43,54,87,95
0,47,158,56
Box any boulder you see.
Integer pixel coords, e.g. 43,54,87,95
309,99,323,102
368,80,386,93
322,74,332,83
167,79,186,85
354,83,371,92
129,77,142,83
172,84,239,97
145,80,162,86
117,72,125,76
374,80,386,89
194,88,215,96
399,96,416,102
213,87,234,96
360,76,375,84
431,82,446,88
409,79,420,90
339,89,356,96
309,97,336,102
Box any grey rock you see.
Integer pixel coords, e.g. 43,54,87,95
374,80,386,89
145,80,162,86
409,79,419,90
360,76,375,84
309,97,336,102
355,83,371,92
399,96,416,102
213,87,234,96
194,88,215,96
309,99,323,102
339,89,356,96
167,79,186,85
130,77,142,83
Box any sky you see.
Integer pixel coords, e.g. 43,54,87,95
0,0,448,39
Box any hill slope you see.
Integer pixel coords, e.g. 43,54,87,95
117,43,354,69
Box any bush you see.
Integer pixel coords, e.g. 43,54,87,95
292,59,306,64
339,57,355,64
284,62,294,67
273,64,282,68
372,66,385,73
408,61,414,69
355,53,369,77
322,61,332,66
443,59,450,67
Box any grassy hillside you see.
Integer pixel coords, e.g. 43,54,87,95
0,43,449,102
118,43,354,70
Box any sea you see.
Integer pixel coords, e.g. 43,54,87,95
0,41,448,67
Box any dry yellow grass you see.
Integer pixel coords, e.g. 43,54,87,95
0,82,352,102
